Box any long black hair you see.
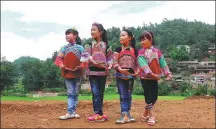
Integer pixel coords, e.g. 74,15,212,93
65,28,82,45
92,22,109,54
122,29,138,56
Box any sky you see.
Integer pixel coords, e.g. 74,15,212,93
1,1,215,62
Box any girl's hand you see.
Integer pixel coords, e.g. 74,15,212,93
118,67,130,75
132,72,139,77
165,74,172,81
60,64,65,69
106,64,112,70
94,62,106,69
149,73,160,80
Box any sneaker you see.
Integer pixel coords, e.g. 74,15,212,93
102,114,108,121
148,117,156,126
141,115,149,122
115,114,130,124
128,113,135,122
87,114,105,122
59,112,80,120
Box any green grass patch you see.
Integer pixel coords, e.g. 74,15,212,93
1,95,185,101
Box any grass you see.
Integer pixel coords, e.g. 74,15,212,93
1,94,185,101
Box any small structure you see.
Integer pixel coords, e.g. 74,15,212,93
190,73,209,84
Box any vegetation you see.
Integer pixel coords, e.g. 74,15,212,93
1,19,215,98
1,95,186,101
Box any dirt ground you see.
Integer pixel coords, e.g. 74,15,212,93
1,97,215,128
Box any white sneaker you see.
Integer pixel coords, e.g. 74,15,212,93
59,112,80,120
71,112,80,118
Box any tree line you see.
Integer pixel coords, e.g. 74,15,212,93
1,18,215,93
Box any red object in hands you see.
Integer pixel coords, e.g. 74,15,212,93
81,62,88,68
149,58,162,74
54,56,64,67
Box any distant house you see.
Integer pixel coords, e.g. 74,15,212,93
208,44,216,55
178,61,199,68
190,48,200,55
199,61,216,66
178,61,215,74
177,45,190,53
194,61,215,74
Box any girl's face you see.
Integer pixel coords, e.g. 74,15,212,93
119,31,131,45
141,37,152,49
91,25,102,39
66,33,76,43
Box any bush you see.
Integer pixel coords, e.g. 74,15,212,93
43,87,65,92
158,81,172,96
181,89,195,97
133,82,143,95
209,89,216,97
58,92,67,96
1,90,27,97
104,87,117,94
194,84,208,96
79,89,92,95
108,79,116,87
168,92,182,96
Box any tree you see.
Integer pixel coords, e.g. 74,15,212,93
0,57,19,91
170,46,189,61
20,58,44,91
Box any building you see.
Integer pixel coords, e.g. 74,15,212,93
199,61,216,66
178,61,215,74
177,45,190,53
190,48,200,55
190,74,209,84
194,64,215,74
208,44,216,55
178,61,199,68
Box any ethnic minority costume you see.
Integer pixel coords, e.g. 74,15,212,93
113,46,138,119
82,40,113,117
138,46,171,110
55,42,84,117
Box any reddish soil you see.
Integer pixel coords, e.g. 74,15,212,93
1,98,215,128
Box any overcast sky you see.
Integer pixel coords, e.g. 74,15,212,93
1,1,215,61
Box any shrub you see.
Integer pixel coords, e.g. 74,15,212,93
43,87,65,92
209,89,216,97
108,79,116,87
158,81,172,96
58,92,67,96
194,84,208,96
104,87,117,94
79,89,92,95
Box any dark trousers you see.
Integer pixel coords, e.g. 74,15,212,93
116,78,134,114
89,75,107,115
141,79,158,110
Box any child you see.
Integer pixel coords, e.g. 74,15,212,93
138,31,172,126
82,22,113,122
54,28,84,120
113,29,139,124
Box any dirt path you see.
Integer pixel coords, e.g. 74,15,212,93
1,98,215,128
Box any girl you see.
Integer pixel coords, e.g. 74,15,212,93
113,29,139,124
137,31,172,126
54,28,84,120
82,22,113,122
